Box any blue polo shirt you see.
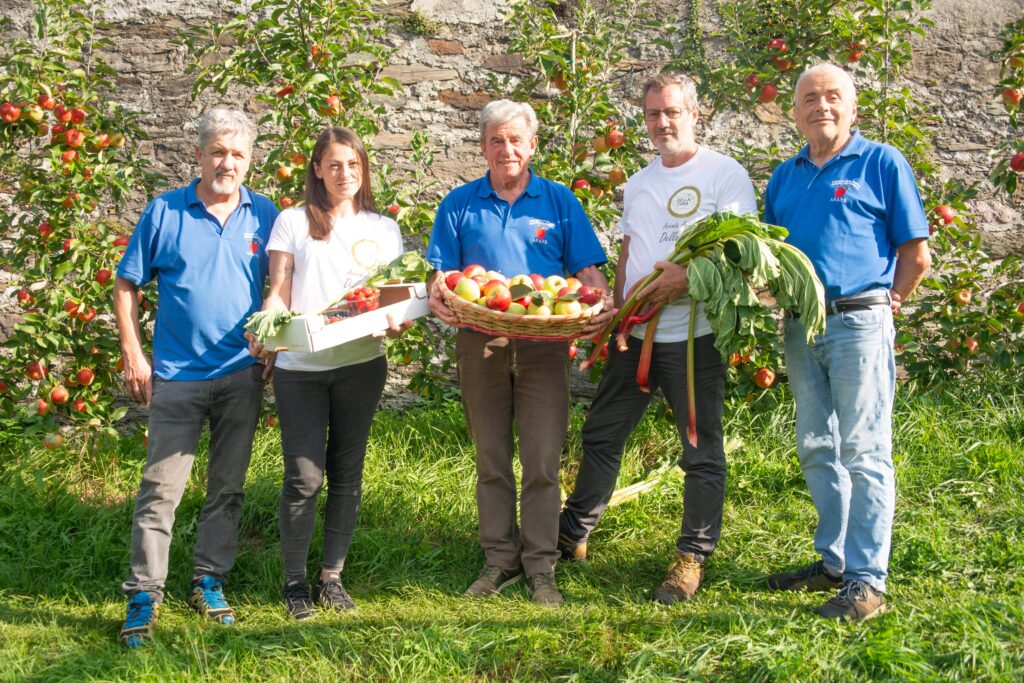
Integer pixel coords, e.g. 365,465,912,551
764,131,929,300
117,179,278,380
426,170,606,277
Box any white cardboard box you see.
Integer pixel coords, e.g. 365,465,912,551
263,283,430,353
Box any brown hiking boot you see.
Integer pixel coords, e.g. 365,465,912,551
464,564,523,597
558,533,587,561
652,552,704,605
525,572,564,608
814,580,888,622
766,559,843,592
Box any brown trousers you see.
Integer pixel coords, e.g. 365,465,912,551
456,329,570,576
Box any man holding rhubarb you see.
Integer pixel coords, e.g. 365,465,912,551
558,73,756,604
763,63,931,622
426,99,610,607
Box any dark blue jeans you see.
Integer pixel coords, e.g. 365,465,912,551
273,356,387,581
124,363,264,601
560,333,726,560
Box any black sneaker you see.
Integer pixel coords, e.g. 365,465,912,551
315,577,356,610
814,580,888,622
283,580,316,620
464,564,523,596
766,559,843,592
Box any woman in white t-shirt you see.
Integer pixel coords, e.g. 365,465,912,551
257,127,405,620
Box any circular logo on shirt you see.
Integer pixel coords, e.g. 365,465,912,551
667,186,701,218
351,239,380,268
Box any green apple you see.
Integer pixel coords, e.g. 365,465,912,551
508,274,534,289
554,300,582,316
527,302,553,316
506,302,528,315
453,277,481,301
543,275,568,295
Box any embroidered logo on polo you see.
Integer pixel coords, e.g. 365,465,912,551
667,186,701,218
243,232,264,256
831,179,860,202
529,219,555,245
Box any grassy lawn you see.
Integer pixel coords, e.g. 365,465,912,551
0,379,1022,681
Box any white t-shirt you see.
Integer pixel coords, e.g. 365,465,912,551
266,207,404,371
621,147,757,342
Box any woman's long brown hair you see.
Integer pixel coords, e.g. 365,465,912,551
304,127,378,241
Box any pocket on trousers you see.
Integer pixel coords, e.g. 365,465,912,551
250,362,268,384
838,307,884,331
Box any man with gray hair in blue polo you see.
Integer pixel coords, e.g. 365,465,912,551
763,64,931,622
427,100,611,607
113,108,278,646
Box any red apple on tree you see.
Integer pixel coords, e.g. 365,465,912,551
608,167,627,186
934,205,955,224
26,361,48,381
606,129,625,149
592,135,609,153
96,268,112,285
0,102,21,122
1002,88,1023,108
73,398,88,413
50,385,70,405
757,83,779,104
16,289,33,303
964,337,980,353
37,93,56,110
572,178,591,192
70,108,87,124
36,398,50,415
744,73,762,93
64,129,86,147
767,38,788,53
1010,151,1024,173
753,367,776,388
77,368,95,386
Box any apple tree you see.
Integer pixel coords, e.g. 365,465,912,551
0,0,164,445
989,15,1024,194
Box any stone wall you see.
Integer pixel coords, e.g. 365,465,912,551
3,0,1021,248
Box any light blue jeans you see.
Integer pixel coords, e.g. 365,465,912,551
783,298,896,593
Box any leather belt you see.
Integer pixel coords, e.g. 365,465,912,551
788,292,891,318
826,293,891,314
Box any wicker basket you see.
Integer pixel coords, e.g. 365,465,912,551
439,280,604,341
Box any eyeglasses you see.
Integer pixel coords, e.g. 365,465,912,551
644,107,687,121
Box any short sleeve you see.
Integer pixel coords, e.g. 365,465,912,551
116,199,160,286
266,209,299,255
717,163,758,215
425,192,462,271
560,188,606,275
883,150,929,247
763,172,779,226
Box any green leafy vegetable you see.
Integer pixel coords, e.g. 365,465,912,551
244,309,297,343
364,250,432,286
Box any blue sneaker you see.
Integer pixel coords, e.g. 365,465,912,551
119,592,160,648
190,575,235,624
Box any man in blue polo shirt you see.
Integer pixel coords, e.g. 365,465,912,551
427,99,611,607
763,64,931,622
113,109,278,646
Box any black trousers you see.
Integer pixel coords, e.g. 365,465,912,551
273,356,388,580
560,333,727,560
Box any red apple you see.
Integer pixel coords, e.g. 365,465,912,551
36,398,50,415
1002,88,1023,108
568,343,578,360
113,234,131,247
0,102,21,123
96,268,112,285
50,386,70,404
728,352,742,367
485,283,512,311
37,221,52,238
70,108,87,124
76,368,95,386
54,104,72,123
444,270,466,290
78,307,97,322
753,367,776,388
43,433,64,449
73,398,88,413
37,93,56,110
744,73,762,93
462,264,486,279
767,38,788,53
64,299,81,316
16,289,33,303
964,337,980,353
387,204,400,216
276,84,295,98
758,83,779,104
572,178,591,192
592,135,609,153
529,274,546,291
0,379,8,393
64,129,85,147
934,205,955,224
26,361,47,381
577,286,601,305
1010,151,1024,173
608,167,627,186
279,197,295,208
606,129,625,149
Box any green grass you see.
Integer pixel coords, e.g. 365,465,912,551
1,380,1022,681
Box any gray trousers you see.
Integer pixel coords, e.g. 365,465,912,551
123,363,264,602
456,329,570,576
273,357,387,581
560,333,727,561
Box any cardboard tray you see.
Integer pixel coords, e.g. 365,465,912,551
263,283,429,353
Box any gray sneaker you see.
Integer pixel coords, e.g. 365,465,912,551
525,572,564,608
315,577,356,610
766,559,843,592
814,580,888,622
464,564,523,597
